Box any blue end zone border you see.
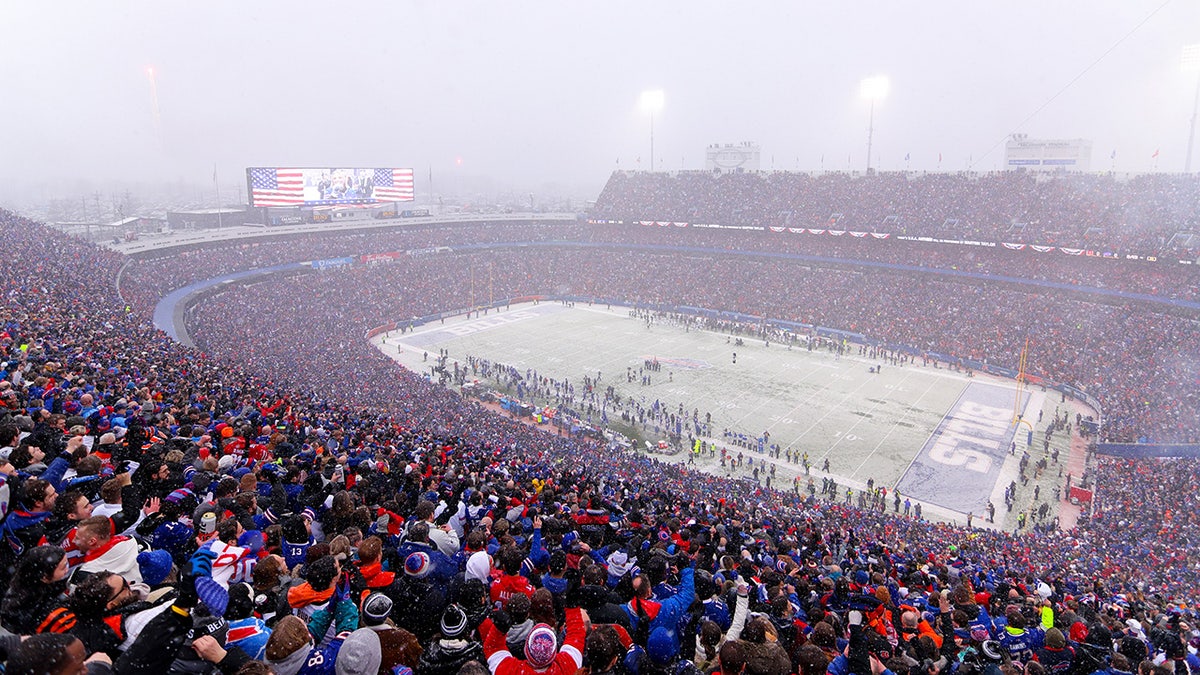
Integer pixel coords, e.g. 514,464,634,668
895,381,1029,514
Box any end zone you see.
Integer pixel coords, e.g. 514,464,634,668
895,381,1029,514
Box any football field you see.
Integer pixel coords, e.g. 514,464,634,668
371,301,1070,527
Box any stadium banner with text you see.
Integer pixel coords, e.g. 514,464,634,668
247,167,414,207
311,257,354,270
896,381,1029,514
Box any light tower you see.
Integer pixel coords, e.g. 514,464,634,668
1182,45,1200,173
640,89,665,171
860,75,889,172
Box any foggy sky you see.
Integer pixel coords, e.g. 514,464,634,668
1,1,1198,203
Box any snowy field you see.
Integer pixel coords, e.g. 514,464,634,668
371,301,1082,527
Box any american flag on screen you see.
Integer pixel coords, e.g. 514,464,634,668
372,168,414,202
249,168,304,207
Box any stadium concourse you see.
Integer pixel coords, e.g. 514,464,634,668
0,168,1196,675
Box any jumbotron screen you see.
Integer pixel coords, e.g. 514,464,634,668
246,167,414,207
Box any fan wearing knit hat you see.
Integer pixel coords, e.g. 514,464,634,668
480,603,587,675
404,551,432,579
441,603,470,639
525,625,559,669
137,549,174,587
225,583,271,660
362,592,395,627
392,552,452,642
362,593,424,675
417,604,485,675
645,626,678,668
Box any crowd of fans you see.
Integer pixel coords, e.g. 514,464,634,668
178,245,1197,444
0,196,1196,675
592,171,1200,256
579,225,1200,303
118,221,590,317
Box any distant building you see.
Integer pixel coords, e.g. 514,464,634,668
1005,134,1092,172
705,142,761,172
52,216,165,243
166,208,252,230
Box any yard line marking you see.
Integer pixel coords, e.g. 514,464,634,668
849,375,945,480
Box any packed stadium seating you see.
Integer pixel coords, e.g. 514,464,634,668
592,170,1200,256
1,180,1199,675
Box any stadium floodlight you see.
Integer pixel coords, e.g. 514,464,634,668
860,75,889,172
146,66,162,147
860,75,890,101
640,89,665,171
1183,45,1200,173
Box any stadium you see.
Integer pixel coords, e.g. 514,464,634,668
2,165,1199,668
4,4,1200,675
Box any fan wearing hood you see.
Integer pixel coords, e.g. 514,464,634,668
605,549,638,589
465,550,495,587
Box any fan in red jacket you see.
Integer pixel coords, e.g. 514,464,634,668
490,547,536,608
481,606,585,675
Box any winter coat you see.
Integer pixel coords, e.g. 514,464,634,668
417,638,485,675
2,587,71,635
741,639,792,675
578,584,631,630
393,577,448,642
